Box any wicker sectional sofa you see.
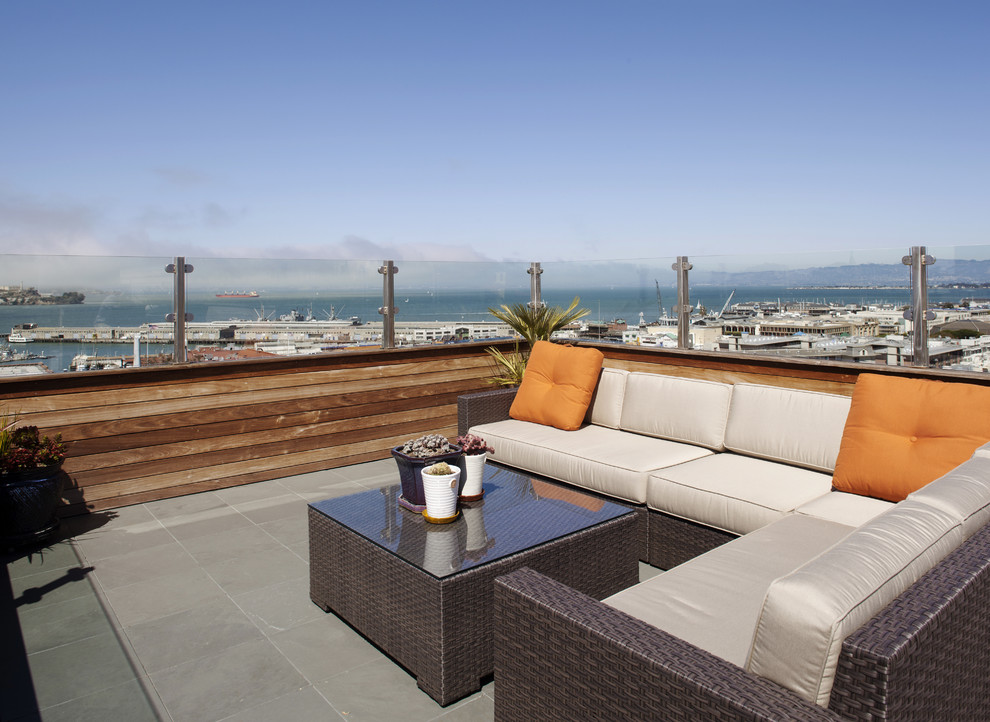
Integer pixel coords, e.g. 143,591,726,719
457,370,990,720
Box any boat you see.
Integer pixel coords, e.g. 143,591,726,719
216,291,260,298
7,333,30,343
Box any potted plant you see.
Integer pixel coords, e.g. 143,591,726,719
420,461,461,523
486,297,590,386
453,433,493,501
391,434,463,512
1,410,67,546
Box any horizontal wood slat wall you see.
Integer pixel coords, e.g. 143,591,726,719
4,340,989,516
0,344,504,515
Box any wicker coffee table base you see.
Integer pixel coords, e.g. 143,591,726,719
309,506,638,706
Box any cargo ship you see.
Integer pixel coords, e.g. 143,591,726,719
216,291,260,298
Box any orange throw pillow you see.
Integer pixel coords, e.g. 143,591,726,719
833,374,990,502
509,341,605,431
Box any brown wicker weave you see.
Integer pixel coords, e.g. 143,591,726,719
494,520,990,720
457,387,518,436
309,494,638,706
649,511,737,569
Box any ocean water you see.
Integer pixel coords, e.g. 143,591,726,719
0,286,976,373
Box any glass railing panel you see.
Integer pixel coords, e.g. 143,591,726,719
184,256,384,354
1,254,173,372
5,246,990,374
371,260,532,347
538,258,679,344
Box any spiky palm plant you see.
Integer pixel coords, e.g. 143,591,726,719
485,297,590,385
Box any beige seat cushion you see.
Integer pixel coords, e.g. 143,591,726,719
647,453,833,535
604,514,853,666
473,420,712,504
747,500,962,706
795,491,893,527
619,373,732,451
724,383,851,472
908,453,990,537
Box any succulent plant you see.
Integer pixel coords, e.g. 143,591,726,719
424,461,454,475
453,434,493,455
399,434,455,458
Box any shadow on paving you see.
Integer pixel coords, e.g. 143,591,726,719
1,513,163,722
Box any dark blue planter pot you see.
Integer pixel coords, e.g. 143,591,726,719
0,463,64,547
391,446,462,512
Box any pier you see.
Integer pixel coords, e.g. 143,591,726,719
3,320,514,348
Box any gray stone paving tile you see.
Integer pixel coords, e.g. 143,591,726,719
232,494,305,525
5,541,79,580
200,545,307,597
179,524,287,566
269,616,384,684
71,516,175,563
278,473,365,500
10,564,96,610
89,539,199,590
124,597,264,673
316,656,449,721
639,560,663,582
151,638,308,722
434,691,496,721
155,504,256,541
257,513,309,547
18,591,112,654
144,490,225,520
28,631,139,710
218,686,342,722
233,575,325,635
40,678,161,722
215,479,292,505
101,567,226,627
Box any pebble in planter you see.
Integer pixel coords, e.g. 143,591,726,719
390,434,463,512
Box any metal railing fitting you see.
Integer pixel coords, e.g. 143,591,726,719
902,246,936,367
672,256,693,349
165,257,194,363
378,260,399,349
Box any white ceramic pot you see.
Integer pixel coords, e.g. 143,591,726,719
460,453,487,500
421,465,461,520
462,504,489,556
422,525,461,575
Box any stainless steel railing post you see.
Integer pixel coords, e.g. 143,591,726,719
528,262,544,309
672,256,693,349
902,246,935,367
378,260,399,349
165,256,194,363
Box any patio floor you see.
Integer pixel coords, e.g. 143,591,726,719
2,459,659,721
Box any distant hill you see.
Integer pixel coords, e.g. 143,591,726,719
691,258,990,287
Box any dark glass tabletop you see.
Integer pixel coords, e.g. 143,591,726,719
309,463,633,579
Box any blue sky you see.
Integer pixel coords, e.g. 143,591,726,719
1,1,987,265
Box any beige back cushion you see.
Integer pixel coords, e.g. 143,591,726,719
585,367,628,429
725,384,851,472
619,373,732,451
746,500,962,706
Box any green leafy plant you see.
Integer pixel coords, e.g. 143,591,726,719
488,297,590,347
485,297,590,386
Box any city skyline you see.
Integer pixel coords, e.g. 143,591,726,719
2,1,988,263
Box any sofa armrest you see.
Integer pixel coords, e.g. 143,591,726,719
831,520,990,720
494,567,839,721
457,387,517,436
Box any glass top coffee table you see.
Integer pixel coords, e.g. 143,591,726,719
309,462,639,706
